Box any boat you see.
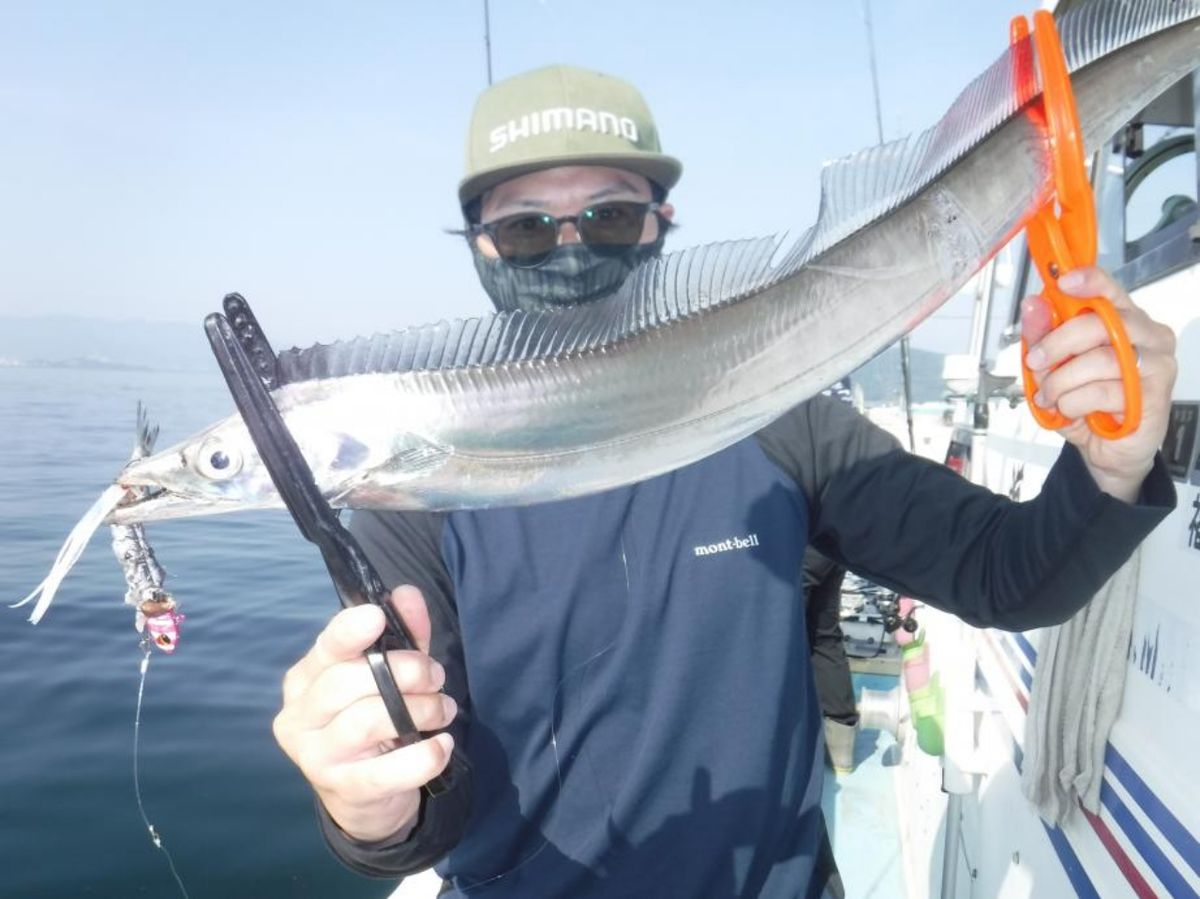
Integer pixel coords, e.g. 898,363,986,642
867,12,1200,892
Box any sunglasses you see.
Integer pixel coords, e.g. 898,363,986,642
469,201,664,268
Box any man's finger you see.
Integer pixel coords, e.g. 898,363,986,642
284,604,387,704
326,693,459,760
298,650,446,730
1053,379,1127,420
1057,266,1131,309
328,732,456,801
1024,301,1170,375
1036,345,1122,407
1025,312,1112,372
1020,294,1055,349
392,585,433,657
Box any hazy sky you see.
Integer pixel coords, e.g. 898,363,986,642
1,0,1037,353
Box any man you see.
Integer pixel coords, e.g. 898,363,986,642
272,65,1177,897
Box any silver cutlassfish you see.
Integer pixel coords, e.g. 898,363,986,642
16,0,1200,619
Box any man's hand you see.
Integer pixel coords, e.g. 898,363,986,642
1022,266,1177,502
272,586,457,843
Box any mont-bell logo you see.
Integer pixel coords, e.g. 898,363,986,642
693,533,760,558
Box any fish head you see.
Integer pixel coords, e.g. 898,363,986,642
109,417,279,523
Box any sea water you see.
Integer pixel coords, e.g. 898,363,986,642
0,366,396,898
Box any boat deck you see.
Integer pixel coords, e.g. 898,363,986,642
822,672,908,899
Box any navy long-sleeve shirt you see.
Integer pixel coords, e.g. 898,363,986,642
318,397,1174,897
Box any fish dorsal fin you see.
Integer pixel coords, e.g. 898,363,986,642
273,0,1199,386
135,402,159,458
275,234,787,384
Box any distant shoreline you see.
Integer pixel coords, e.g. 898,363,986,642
0,357,158,372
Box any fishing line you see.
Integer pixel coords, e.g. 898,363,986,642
460,536,632,892
455,642,616,893
133,645,191,899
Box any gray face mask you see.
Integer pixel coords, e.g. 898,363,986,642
471,234,667,313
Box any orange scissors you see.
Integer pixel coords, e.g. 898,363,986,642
1011,11,1142,439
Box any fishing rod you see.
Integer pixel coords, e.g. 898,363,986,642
861,0,918,451
483,0,494,86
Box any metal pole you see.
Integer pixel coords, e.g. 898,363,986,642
483,0,494,86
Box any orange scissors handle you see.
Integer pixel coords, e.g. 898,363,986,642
1012,10,1142,439
1019,286,1142,438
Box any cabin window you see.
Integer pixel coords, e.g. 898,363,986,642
1112,73,1199,290
1124,127,1196,256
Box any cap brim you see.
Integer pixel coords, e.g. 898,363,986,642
458,152,683,206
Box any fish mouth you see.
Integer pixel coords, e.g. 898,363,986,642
107,486,193,525
107,478,275,524
107,450,213,524
107,483,236,525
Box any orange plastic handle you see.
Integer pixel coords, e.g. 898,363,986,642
1019,277,1142,438
1011,10,1142,439
1021,201,1142,437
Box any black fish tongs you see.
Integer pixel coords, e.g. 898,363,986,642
206,293,464,797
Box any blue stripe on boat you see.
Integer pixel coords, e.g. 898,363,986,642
1013,632,1038,667
1045,825,1103,899
1013,631,1197,880
996,634,1034,690
1099,778,1196,898
975,662,1098,898
1105,746,1200,878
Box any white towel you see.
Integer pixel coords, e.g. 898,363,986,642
1020,548,1141,825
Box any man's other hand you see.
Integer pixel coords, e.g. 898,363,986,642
1022,265,1177,502
272,586,457,842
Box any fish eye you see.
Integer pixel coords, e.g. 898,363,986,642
195,438,243,480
